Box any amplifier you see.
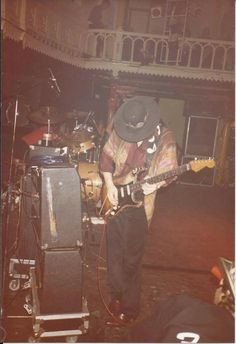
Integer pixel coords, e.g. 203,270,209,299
40,166,82,249
29,145,67,159
39,249,83,314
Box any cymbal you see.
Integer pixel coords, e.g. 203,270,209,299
63,129,95,144
28,106,65,124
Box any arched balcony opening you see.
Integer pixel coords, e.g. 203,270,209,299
104,34,115,60
133,38,145,62
225,47,234,71
189,43,201,68
142,39,155,65
155,40,168,64
122,36,132,61
179,42,191,66
213,46,225,70
201,44,214,69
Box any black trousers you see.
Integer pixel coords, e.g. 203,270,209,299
106,206,148,317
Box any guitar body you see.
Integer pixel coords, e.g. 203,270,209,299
101,170,144,216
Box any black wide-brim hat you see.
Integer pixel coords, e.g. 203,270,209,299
113,96,160,142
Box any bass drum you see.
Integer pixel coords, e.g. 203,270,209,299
77,162,102,203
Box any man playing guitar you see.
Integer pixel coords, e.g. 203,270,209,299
99,95,178,325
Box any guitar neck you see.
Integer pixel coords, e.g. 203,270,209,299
130,163,190,192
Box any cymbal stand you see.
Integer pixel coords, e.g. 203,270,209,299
48,119,51,133
44,119,52,146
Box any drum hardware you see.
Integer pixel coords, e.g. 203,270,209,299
66,110,89,119
79,141,96,154
82,144,101,163
77,162,102,203
81,180,96,200
42,133,53,147
62,125,96,157
27,106,65,125
72,125,95,139
32,118,62,148
73,122,93,131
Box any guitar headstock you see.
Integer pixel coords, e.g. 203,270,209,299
189,158,215,172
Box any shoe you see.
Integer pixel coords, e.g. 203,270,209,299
117,312,136,325
106,299,137,326
105,312,136,327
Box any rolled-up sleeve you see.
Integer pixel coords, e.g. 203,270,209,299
99,150,114,173
99,130,118,173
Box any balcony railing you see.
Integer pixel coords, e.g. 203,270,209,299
80,29,234,81
2,0,234,82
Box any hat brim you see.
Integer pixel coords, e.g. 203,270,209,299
113,96,160,142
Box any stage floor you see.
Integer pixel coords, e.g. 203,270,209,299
2,181,234,342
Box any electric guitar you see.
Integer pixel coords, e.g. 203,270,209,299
100,159,215,217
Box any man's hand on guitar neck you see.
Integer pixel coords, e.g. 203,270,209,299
142,178,166,195
102,172,118,206
142,174,178,195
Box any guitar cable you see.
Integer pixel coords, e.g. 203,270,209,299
98,194,108,217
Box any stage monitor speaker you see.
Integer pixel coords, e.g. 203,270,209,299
39,249,83,314
40,166,82,249
184,115,219,157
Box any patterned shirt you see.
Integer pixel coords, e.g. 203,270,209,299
99,126,178,225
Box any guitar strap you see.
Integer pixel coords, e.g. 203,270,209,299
144,124,162,170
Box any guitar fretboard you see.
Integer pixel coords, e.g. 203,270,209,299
129,163,190,192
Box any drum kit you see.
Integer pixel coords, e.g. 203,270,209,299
9,105,103,207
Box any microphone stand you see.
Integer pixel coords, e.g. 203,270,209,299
2,96,20,317
90,117,100,137
48,68,61,97
6,97,19,213
83,111,94,126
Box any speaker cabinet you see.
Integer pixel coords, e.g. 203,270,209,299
39,249,83,314
184,115,219,157
180,115,219,186
40,166,82,249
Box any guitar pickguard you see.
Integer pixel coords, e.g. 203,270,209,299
132,189,144,203
117,184,143,207
101,183,144,217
